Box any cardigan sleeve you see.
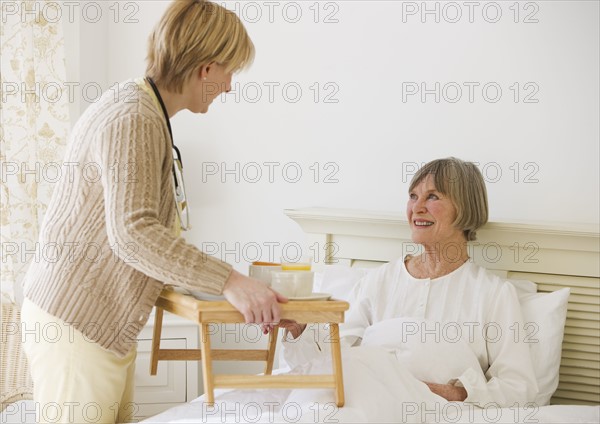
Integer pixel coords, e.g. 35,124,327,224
95,113,232,294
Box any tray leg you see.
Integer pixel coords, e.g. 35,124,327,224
150,307,164,375
264,326,279,375
200,323,215,405
329,323,345,407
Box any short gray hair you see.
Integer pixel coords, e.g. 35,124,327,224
409,157,489,241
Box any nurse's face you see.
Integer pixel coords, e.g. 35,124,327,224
406,175,464,246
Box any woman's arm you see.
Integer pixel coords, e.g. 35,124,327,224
281,271,377,368
451,282,539,406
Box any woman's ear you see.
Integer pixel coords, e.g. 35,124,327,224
198,64,209,81
199,62,217,80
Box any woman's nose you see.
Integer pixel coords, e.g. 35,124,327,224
412,198,427,213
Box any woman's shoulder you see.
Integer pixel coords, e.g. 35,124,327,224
374,257,409,278
358,257,411,290
461,261,525,308
81,79,163,127
362,258,410,297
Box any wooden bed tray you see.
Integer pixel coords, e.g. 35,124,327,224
150,288,350,406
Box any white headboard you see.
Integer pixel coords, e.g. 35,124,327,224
285,208,600,406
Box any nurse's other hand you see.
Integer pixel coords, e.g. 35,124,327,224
423,382,467,402
222,270,288,325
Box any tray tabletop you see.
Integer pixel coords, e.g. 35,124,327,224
157,288,349,323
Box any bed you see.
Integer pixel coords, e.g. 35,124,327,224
142,207,600,423
145,208,598,422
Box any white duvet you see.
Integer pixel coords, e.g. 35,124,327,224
145,346,448,423
142,340,599,423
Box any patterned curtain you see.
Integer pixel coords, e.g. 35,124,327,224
0,0,70,305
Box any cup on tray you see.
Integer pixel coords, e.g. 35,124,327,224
248,261,282,287
280,256,312,271
271,271,314,298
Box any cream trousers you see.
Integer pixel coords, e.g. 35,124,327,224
21,298,137,424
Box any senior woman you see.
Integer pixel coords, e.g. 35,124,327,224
20,1,285,423
281,157,539,407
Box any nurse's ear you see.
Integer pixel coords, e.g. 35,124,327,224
198,62,216,81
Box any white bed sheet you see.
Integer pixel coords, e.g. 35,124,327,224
143,347,600,424
144,392,600,424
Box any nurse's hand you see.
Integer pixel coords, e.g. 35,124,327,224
222,269,288,325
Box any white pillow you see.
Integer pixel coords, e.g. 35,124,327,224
519,287,570,405
507,278,538,297
317,265,370,301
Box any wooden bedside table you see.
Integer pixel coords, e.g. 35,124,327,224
150,288,350,406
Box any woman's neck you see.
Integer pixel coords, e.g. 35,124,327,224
147,80,187,118
406,241,470,280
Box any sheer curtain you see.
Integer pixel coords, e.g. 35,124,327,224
1,0,70,305
0,0,70,408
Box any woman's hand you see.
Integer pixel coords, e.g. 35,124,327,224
260,319,306,336
222,270,288,325
279,319,307,339
423,382,467,402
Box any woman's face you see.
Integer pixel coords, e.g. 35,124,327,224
406,174,464,246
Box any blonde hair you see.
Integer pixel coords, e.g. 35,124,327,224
409,157,489,241
146,0,255,93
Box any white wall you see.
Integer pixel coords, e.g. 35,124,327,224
65,0,599,271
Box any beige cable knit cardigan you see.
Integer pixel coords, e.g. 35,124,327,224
23,80,232,357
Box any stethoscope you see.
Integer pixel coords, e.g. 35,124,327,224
145,77,191,231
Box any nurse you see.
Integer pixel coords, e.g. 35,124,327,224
21,1,285,423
